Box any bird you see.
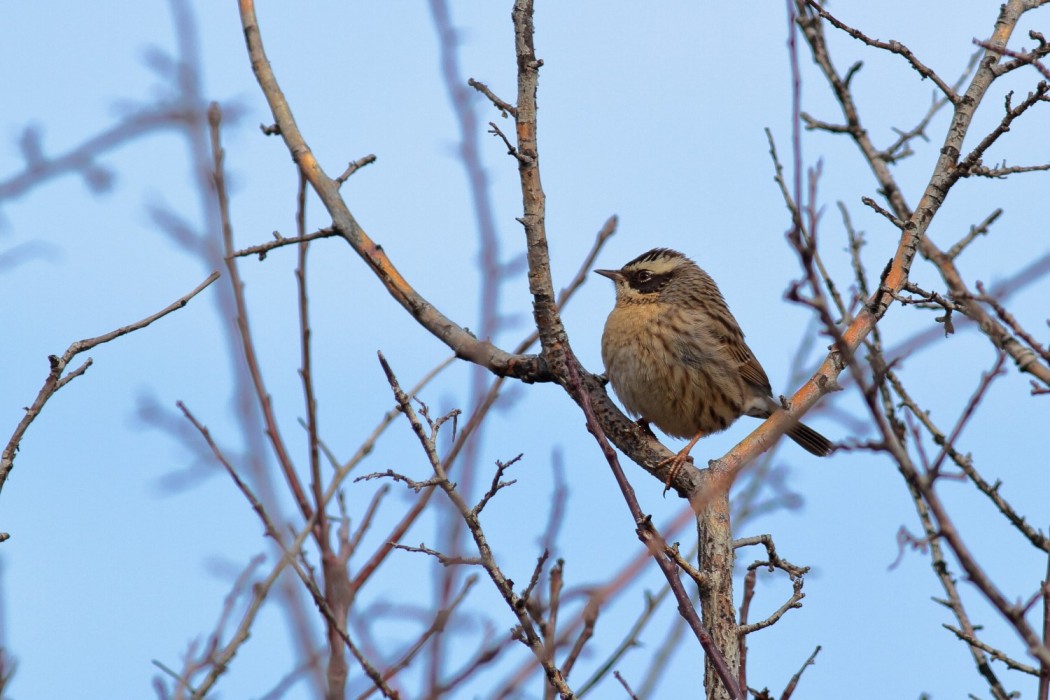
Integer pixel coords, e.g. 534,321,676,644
595,247,832,484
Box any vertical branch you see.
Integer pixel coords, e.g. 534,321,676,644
297,170,325,546
507,4,743,696
696,486,739,700
510,0,563,357
209,104,314,523
292,167,350,698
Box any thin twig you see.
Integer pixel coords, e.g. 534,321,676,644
944,623,1039,674
576,590,666,697
209,102,314,523
780,646,821,700
0,269,219,506
178,403,397,699
804,0,958,101
976,35,1050,80
947,209,1002,260
468,78,518,117
335,154,377,185
378,353,578,699
391,543,482,567
228,227,340,260
613,671,640,700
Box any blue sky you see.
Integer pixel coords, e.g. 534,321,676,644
3,2,1049,698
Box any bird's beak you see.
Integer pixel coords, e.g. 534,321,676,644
594,269,622,281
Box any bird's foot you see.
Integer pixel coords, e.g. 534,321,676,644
657,447,695,495
656,432,705,495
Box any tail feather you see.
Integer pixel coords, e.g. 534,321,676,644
787,421,834,457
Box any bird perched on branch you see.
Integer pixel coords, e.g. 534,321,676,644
596,248,832,484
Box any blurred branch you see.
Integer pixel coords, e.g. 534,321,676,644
178,400,396,699
355,575,479,700
177,342,448,697
0,107,195,203
427,1,519,688
576,589,667,697
208,103,314,524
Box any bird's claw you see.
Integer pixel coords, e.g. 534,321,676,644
657,449,694,494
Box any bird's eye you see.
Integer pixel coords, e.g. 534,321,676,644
634,270,652,283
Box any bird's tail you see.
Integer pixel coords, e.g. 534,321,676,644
787,421,834,457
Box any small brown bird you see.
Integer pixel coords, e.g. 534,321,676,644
596,248,832,480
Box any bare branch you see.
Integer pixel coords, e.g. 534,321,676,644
737,577,805,636
236,0,549,383
803,0,958,102
377,352,577,698
335,154,377,185
392,543,483,567
928,353,1007,477
473,454,523,516
969,161,1050,178
956,83,1050,179
887,367,1047,551
0,270,219,506
976,33,1050,80
359,575,479,699
860,196,906,230
943,624,1039,675
227,227,341,260
468,77,518,117
780,646,822,700
576,590,666,697
947,209,1002,260
613,671,641,700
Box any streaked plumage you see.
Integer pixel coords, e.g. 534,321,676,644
596,248,832,473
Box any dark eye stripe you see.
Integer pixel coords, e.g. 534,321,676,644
629,271,672,294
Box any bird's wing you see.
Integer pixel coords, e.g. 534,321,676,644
723,336,774,396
